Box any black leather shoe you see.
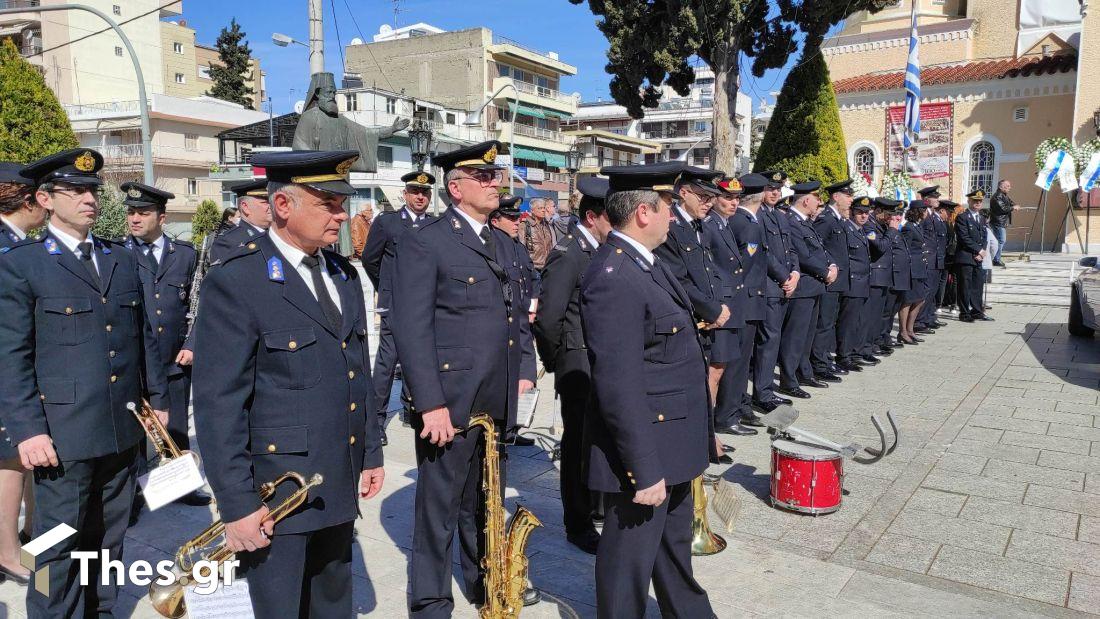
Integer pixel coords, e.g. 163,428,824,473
774,396,793,405
741,413,765,427
830,365,849,375
978,315,995,321
933,321,947,328
176,489,212,507
379,428,388,447
523,586,542,606
914,326,934,334
716,423,759,436
835,359,862,372
753,400,780,413
874,346,893,356
512,434,536,447
776,386,811,399
816,372,841,383
566,529,600,555
801,377,828,388
859,355,881,365
959,315,975,323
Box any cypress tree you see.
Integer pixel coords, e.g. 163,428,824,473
0,39,78,161
92,185,129,240
207,19,254,107
191,199,220,247
753,50,849,186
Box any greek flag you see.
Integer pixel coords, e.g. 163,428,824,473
902,5,921,149
1080,152,1100,192
1035,150,1078,193
893,186,916,203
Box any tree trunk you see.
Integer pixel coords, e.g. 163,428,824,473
710,42,742,174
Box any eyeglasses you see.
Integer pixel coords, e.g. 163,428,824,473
49,186,96,197
454,169,504,185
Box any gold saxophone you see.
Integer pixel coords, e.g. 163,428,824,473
148,472,324,618
468,413,542,619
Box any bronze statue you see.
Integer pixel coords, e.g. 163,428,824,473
292,72,410,173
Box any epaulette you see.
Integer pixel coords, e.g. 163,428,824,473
1,235,45,254
218,239,261,265
552,234,574,254
171,237,194,249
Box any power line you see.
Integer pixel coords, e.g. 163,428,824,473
340,0,397,93
30,0,183,58
329,0,346,72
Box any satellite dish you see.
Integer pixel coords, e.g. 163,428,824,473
379,24,393,34
294,100,305,114
350,37,363,46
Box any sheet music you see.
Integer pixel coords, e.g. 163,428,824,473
184,579,255,618
138,454,205,511
517,388,539,428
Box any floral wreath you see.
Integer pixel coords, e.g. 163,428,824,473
1034,137,1073,172
879,170,913,197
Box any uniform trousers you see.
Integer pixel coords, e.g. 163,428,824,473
860,287,890,355
917,268,941,326
26,446,138,619
836,295,867,362
371,312,399,428
237,521,354,618
557,370,595,535
752,298,786,403
595,482,712,619
716,323,755,428
882,290,906,343
811,291,841,373
166,368,191,450
779,297,818,389
409,420,505,618
956,263,984,319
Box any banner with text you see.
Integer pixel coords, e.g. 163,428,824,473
886,102,953,181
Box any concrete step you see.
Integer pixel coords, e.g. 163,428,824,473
986,284,1067,296
988,294,1070,308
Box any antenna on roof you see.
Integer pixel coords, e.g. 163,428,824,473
392,0,406,29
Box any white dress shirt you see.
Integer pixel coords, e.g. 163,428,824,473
403,206,427,224
135,234,165,263
49,223,98,273
611,230,654,266
0,215,27,240
269,228,341,310
576,224,598,249
454,207,488,243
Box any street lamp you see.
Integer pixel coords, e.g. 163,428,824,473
465,83,519,191
272,32,309,48
565,143,583,209
409,120,434,172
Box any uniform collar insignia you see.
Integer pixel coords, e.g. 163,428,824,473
45,238,61,255
101,244,111,254
267,256,284,282
327,255,348,281
0,246,9,253
747,242,758,256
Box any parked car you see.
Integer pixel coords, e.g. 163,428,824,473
1070,256,1099,337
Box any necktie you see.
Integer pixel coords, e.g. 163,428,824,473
691,219,703,242
77,241,102,290
479,226,496,258
143,242,159,271
300,254,342,333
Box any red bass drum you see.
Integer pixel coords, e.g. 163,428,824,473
770,438,843,515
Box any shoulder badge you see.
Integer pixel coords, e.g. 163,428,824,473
747,242,759,256
45,238,62,255
74,151,96,172
866,231,877,240
267,256,284,282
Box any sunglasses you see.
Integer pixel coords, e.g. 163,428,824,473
454,169,504,185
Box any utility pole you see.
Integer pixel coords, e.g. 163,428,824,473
308,0,324,75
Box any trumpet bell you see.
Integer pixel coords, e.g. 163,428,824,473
148,565,187,618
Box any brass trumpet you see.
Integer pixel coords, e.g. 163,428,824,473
149,472,324,618
127,400,199,467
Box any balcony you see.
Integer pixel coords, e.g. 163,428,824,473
488,35,576,76
494,121,572,154
0,1,40,9
63,100,141,121
492,76,577,116
101,143,144,161
641,128,711,141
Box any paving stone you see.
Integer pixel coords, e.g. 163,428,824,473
1013,408,1095,427
947,438,1040,465
971,403,1017,418
927,545,1071,606
1043,390,1100,405
904,487,968,517
887,507,1011,554
984,396,1058,412
1006,530,1100,576
1024,484,1100,517
1000,430,1092,455
956,425,1005,443
838,570,1042,618
1048,423,1100,443
932,452,987,475
981,458,1086,491
1081,516,1100,544
1088,473,1100,496
959,495,1079,538
864,533,939,573
1037,450,1100,475
921,469,1027,502
997,378,1063,392
1056,401,1100,417
1069,571,1100,614
967,414,1050,435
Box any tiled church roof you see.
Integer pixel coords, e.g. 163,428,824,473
833,53,1077,94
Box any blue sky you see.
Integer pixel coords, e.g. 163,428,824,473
179,0,800,115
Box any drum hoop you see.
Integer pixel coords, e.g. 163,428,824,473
772,440,843,462
770,496,842,515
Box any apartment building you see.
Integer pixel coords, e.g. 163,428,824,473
344,23,579,198
0,1,268,224
161,18,267,112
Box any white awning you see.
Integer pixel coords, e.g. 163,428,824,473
415,99,444,111
0,23,31,38
378,184,405,209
